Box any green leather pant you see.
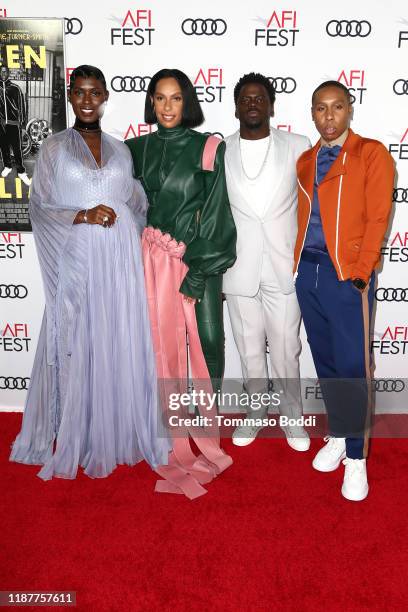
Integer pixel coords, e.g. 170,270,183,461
195,274,225,389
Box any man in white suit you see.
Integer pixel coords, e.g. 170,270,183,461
223,72,311,450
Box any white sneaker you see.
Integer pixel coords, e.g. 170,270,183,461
312,436,346,472
232,423,263,447
281,425,311,452
341,458,369,501
18,172,31,186
1,166,12,178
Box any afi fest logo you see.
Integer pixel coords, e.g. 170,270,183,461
398,18,408,47
338,70,366,104
111,10,154,46
66,67,74,85
254,10,299,47
193,68,225,103
371,326,408,355
381,231,408,263
389,128,408,160
0,323,31,352
0,232,25,259
276,123,292,132
123,123,153,139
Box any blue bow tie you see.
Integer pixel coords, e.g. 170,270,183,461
316,145,342,185
319,145,341,158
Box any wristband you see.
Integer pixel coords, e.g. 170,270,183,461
83,210,88,224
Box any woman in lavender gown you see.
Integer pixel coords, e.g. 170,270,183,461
10,65,170,479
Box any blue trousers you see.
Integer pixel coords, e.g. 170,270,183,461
295,251,374,459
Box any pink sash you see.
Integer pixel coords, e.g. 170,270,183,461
142,227,232,499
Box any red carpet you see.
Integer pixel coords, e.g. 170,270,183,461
1,413,408,611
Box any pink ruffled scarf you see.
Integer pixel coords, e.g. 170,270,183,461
142,226,233,499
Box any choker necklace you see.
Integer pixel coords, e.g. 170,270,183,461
73,119,101,133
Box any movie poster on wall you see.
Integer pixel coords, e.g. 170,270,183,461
0,18,66,231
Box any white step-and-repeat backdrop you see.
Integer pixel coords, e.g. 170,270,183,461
1,0,407,412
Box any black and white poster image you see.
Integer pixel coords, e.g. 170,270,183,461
0,18,66,231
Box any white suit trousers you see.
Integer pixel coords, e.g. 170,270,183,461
225,261,303,419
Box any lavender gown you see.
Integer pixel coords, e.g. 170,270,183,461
10,128,170,479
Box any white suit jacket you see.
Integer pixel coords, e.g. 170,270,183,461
223,128,311,296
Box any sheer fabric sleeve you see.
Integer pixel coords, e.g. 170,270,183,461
123,144,148,234
29,137,83,364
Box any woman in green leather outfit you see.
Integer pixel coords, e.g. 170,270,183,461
126,68,236,382
125,69,237,499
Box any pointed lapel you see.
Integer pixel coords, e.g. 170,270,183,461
224,130,258,218
315,130,362,185
296,141,317,203
318,152,347,184
262,128,288,217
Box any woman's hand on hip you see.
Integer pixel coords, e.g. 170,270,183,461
75,205,118,227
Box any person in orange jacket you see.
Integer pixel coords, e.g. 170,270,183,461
293,80,395,501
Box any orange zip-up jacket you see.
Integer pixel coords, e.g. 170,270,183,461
293,129,395,283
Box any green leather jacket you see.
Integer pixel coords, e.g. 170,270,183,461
125,124,237,299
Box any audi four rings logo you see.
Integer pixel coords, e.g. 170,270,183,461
0,284,28,299
269,77,297,94
0,377,30,390
326,20,371,37
393,188,408,202
393,79,408,95
111,76,151,93
64,17,83,35
373,379,405,392
181,18,227,36
375,288,408,302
